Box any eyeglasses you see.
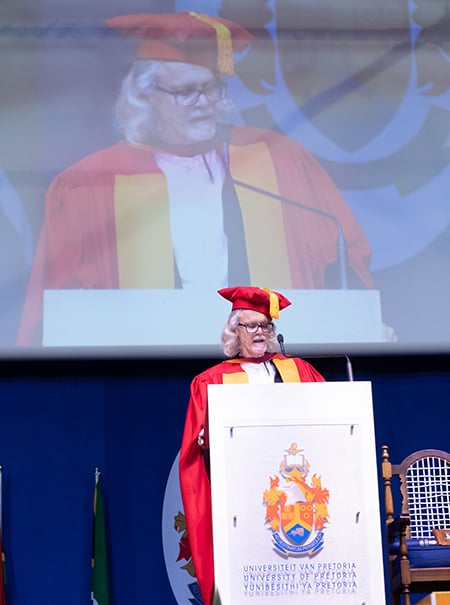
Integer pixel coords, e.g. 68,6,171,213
153,80,227,107
238,322,274,334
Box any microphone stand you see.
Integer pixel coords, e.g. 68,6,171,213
277,332,354,381
304,353,355,382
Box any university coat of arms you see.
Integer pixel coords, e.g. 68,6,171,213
263,443,330,556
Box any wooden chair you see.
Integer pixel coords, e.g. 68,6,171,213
381,446,450,605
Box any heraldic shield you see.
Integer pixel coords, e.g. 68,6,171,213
263,442,329,556
281,501,314,545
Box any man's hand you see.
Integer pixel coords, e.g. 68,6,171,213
197,428,205,447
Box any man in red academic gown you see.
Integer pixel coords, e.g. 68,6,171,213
179,286,325,604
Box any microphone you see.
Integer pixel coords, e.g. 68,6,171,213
220,138,348,289
277,333,286,356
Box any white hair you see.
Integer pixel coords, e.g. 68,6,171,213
221,309,279,358
114,60,162,145
114,59,239,145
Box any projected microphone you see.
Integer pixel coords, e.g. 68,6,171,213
234,178,348,289
277,333,286,356
220,139,349,288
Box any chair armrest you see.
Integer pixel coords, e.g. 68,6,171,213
387,513,411,560
387,513,410,540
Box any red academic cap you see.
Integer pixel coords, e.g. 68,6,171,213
218,286,291,319
106,11,253,75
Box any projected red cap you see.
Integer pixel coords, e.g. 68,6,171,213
106,11,253,76
218,286,291,319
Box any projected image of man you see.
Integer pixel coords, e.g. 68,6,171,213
17,11,374,346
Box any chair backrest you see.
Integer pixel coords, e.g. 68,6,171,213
392,449,450,540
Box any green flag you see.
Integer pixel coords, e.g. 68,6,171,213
91,475,110,605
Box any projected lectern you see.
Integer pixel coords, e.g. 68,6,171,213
207,381,385,605
43,288,384,348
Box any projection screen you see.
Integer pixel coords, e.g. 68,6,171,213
1,0,449,357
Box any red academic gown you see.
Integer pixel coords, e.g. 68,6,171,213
17,126,373,345
179,354,325,605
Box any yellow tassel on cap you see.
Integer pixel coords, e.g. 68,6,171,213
189,12,234,75
260,287,279,319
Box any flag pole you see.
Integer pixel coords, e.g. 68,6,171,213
0,465,6,605
0,466,2,535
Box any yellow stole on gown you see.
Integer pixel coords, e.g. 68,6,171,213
113,142,293,288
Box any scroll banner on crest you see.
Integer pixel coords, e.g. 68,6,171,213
208,381,385,605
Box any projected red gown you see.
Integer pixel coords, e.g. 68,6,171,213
17,125,373,345
179,354,325,605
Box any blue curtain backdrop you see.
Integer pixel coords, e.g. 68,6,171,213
0,354,448,605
